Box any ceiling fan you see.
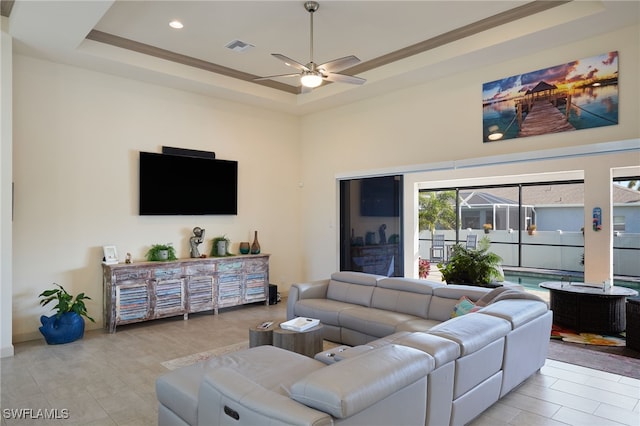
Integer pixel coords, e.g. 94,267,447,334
255,1,366,90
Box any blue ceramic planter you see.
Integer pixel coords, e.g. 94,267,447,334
39,312,85,345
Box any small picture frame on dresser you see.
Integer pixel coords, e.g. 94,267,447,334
103,245,119,264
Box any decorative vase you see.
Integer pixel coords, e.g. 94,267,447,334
251,231,261,254
239,242,250,255
217,240,227,256
39,312,85,345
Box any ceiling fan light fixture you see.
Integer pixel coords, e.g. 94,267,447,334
300,72,323,88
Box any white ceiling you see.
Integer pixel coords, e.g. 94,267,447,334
4,1,639,114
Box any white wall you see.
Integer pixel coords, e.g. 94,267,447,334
1,18,14,357
9,23,639,345
12,55,302,342
299,24,639,281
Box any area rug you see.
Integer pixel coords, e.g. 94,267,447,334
162,341,249,370
547,340,640,379
551,324,626,347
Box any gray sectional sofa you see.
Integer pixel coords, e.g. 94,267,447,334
156,271,552,426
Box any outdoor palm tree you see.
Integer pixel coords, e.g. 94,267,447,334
419,191,456,234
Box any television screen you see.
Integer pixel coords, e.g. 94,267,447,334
139,151,238,215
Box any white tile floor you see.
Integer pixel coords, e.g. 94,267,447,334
1,301,639,426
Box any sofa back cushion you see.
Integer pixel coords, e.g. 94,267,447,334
428,285,492,321
326,271,380,307
371,278,441,318
291,345,433,419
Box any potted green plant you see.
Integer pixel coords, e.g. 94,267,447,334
437,237,503,287
210,235,232,257
38,283,95,344
146,243,177,261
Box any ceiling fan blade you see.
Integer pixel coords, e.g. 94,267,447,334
323,73,366,85
317,55,361,73
272,54,310,72
254,73,301,81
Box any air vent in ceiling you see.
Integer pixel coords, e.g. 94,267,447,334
225,40,254,52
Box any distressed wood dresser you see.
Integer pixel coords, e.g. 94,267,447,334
102,254,269,332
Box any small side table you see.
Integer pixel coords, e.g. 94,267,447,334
626,297,640,351
273,324,324,358
249,322,276,348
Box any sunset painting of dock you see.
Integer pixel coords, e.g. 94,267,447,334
482,51,618,142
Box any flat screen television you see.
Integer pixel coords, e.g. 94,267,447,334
139,151,238,215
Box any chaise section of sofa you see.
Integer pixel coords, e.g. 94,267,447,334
157,343,435,426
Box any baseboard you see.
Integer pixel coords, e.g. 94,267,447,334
1,344,14,358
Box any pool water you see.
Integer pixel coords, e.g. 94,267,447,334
503,272,640,293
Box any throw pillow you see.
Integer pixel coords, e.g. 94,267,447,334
451,296,477,318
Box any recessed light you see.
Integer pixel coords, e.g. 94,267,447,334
169,20,184,29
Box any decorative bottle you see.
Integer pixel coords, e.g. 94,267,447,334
250,231,261,254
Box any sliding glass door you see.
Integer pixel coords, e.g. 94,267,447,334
340,176,403,277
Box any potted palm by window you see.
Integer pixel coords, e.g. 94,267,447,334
38,283,95,344
437,237,503,287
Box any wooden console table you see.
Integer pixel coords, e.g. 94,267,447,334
103,254,269,332
539,281,638,334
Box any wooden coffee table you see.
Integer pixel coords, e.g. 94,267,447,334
273,323,324,357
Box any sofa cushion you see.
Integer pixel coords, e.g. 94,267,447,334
291,345,434,419
339,307,421,338
210,345,324,392
428,313,511,356
477,299,548,329
326,272,379,307
331,271,383,286
368,331,461,369
377,277,443,293
293,299,360,326
373,277,439,318
395,318,442,333
371,287,432,318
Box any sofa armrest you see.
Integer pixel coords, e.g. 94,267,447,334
290,345,434,419
198,367,332,426
287,280,329,319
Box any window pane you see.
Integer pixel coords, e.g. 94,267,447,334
521,183,584,272
418,190,456,263
459,187,520,266
612,179,640,277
